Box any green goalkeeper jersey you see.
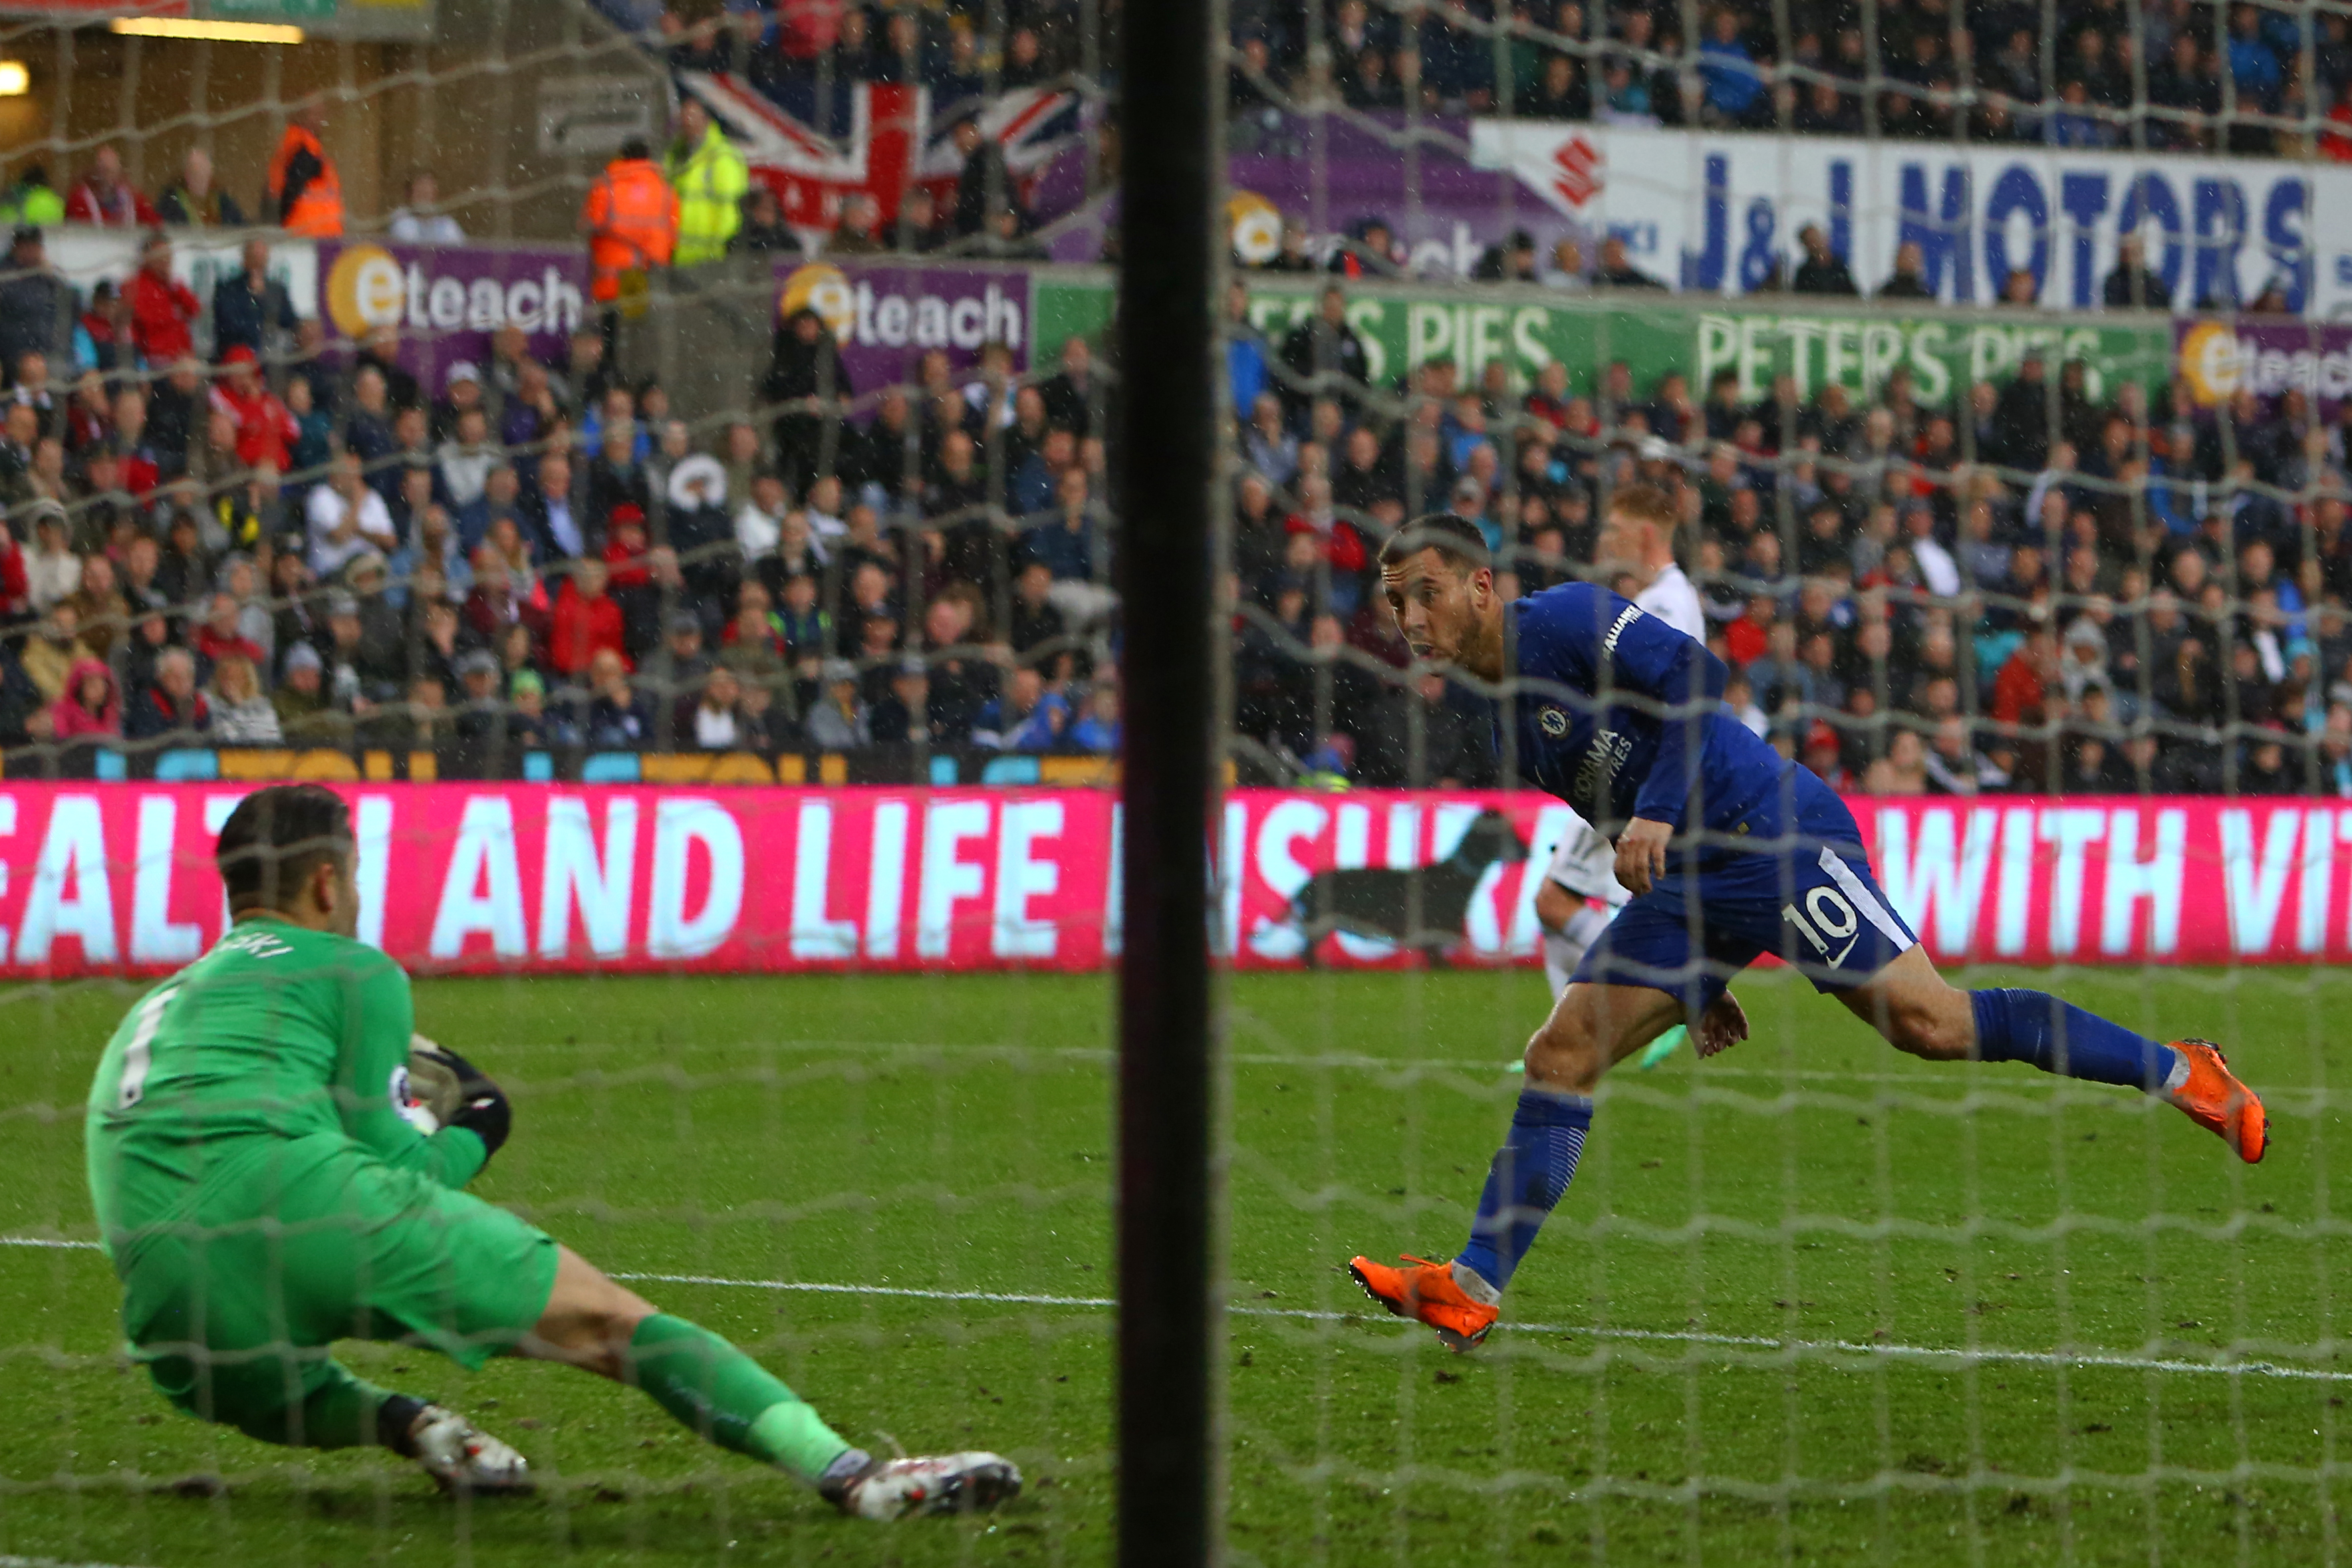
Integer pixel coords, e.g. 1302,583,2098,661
85,918,486,1244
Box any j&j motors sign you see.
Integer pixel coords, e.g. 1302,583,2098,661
1473,124,2348,315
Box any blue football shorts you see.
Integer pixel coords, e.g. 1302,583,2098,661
1570,768,1918,1020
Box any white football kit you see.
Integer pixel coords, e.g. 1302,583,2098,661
1634,562,1707,642
1539,813,1626,997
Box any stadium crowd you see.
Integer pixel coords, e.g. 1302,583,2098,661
575,0,1086,260
594,0,2348,293
0,155,2339,794
0,211,1122,778
0,102,367,239
1226,0,2352,162
1230,280,2352,797
0,48,1053,275
615,0,2351,165
622,0,1100,126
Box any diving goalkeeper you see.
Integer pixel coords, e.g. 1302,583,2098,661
84,783,1017,1519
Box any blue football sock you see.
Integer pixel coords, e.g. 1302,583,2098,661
1456,1087,1592,1293
1969,987,2180,1091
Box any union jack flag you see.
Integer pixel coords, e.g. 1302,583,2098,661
916,85,1087,182
676,72,1088,237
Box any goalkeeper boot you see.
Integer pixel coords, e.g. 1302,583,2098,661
1347,1254,1500,1352
2162,1039,2268,1163
820,1450,1023,1520
405,1404,533,1495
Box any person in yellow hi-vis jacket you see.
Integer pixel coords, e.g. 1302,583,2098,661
664,96,749,267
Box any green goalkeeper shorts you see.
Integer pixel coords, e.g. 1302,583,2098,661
107,1132,559,1420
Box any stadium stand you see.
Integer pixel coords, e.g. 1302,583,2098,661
0,0,2344,801
1226,0,2339,159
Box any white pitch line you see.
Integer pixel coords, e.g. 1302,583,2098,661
12,1238,2343,1388
608,1268,2352,1386
0,1556,156,1568
611,1270,1118,1309
0,1236,98,1251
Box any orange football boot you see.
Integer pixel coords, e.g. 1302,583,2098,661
2164,1039,2268,1163
1347,1254,1500,1352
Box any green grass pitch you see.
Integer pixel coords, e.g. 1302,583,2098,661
0,965,2345,1566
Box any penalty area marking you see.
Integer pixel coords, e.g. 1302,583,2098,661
6,1238,2339,1388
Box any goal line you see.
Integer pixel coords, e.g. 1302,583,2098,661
5,1236,2344,1388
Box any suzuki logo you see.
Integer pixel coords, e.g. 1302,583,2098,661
1550,134,1603,209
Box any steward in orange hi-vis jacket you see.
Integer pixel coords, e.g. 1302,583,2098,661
581,138,678,305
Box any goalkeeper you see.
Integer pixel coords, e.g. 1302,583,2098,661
84,783,1017,1519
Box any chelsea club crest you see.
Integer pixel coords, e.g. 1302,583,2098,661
1538,707,1568,737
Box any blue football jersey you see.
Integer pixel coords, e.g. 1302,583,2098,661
1501,582,1793,835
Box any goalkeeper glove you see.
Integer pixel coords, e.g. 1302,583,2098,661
422,1044,512,1159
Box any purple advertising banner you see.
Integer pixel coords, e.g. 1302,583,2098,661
317,241,591,398
2175,317,2352,419
1228,113,1587,278
770,259,1034,392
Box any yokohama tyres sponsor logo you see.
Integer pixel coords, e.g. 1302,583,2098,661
1572,731,1632,814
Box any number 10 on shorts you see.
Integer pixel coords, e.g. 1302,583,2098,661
1783,888,1863,969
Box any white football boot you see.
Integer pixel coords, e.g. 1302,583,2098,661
405,1404,534,1495
821,1450,1023,1519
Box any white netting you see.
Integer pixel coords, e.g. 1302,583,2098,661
0,0,2341,1557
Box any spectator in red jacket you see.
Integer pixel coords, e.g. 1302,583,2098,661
1991,626,2059,727
191,590,265,672
547,556,631,676
2325,95,2352,162
125,231,200,366
1284,479,1369,576
49,658,120,741
63,146,161,227
78,281,130,376
0,512,27,618
776,0,845,59
209,345,295,469
602,501,652,588
1722,594,1775,667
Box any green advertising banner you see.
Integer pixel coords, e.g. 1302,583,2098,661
1027,271,2170,407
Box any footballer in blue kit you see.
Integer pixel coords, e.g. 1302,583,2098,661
1346,497,2270,1353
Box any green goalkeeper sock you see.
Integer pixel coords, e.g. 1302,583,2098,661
625,1313,854,1483
1635,1025,1688,1071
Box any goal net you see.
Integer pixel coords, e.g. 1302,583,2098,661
0,0,2343,1558
1208,0,2347,1558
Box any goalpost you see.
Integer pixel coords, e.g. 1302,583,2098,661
1112,0,1223,1560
